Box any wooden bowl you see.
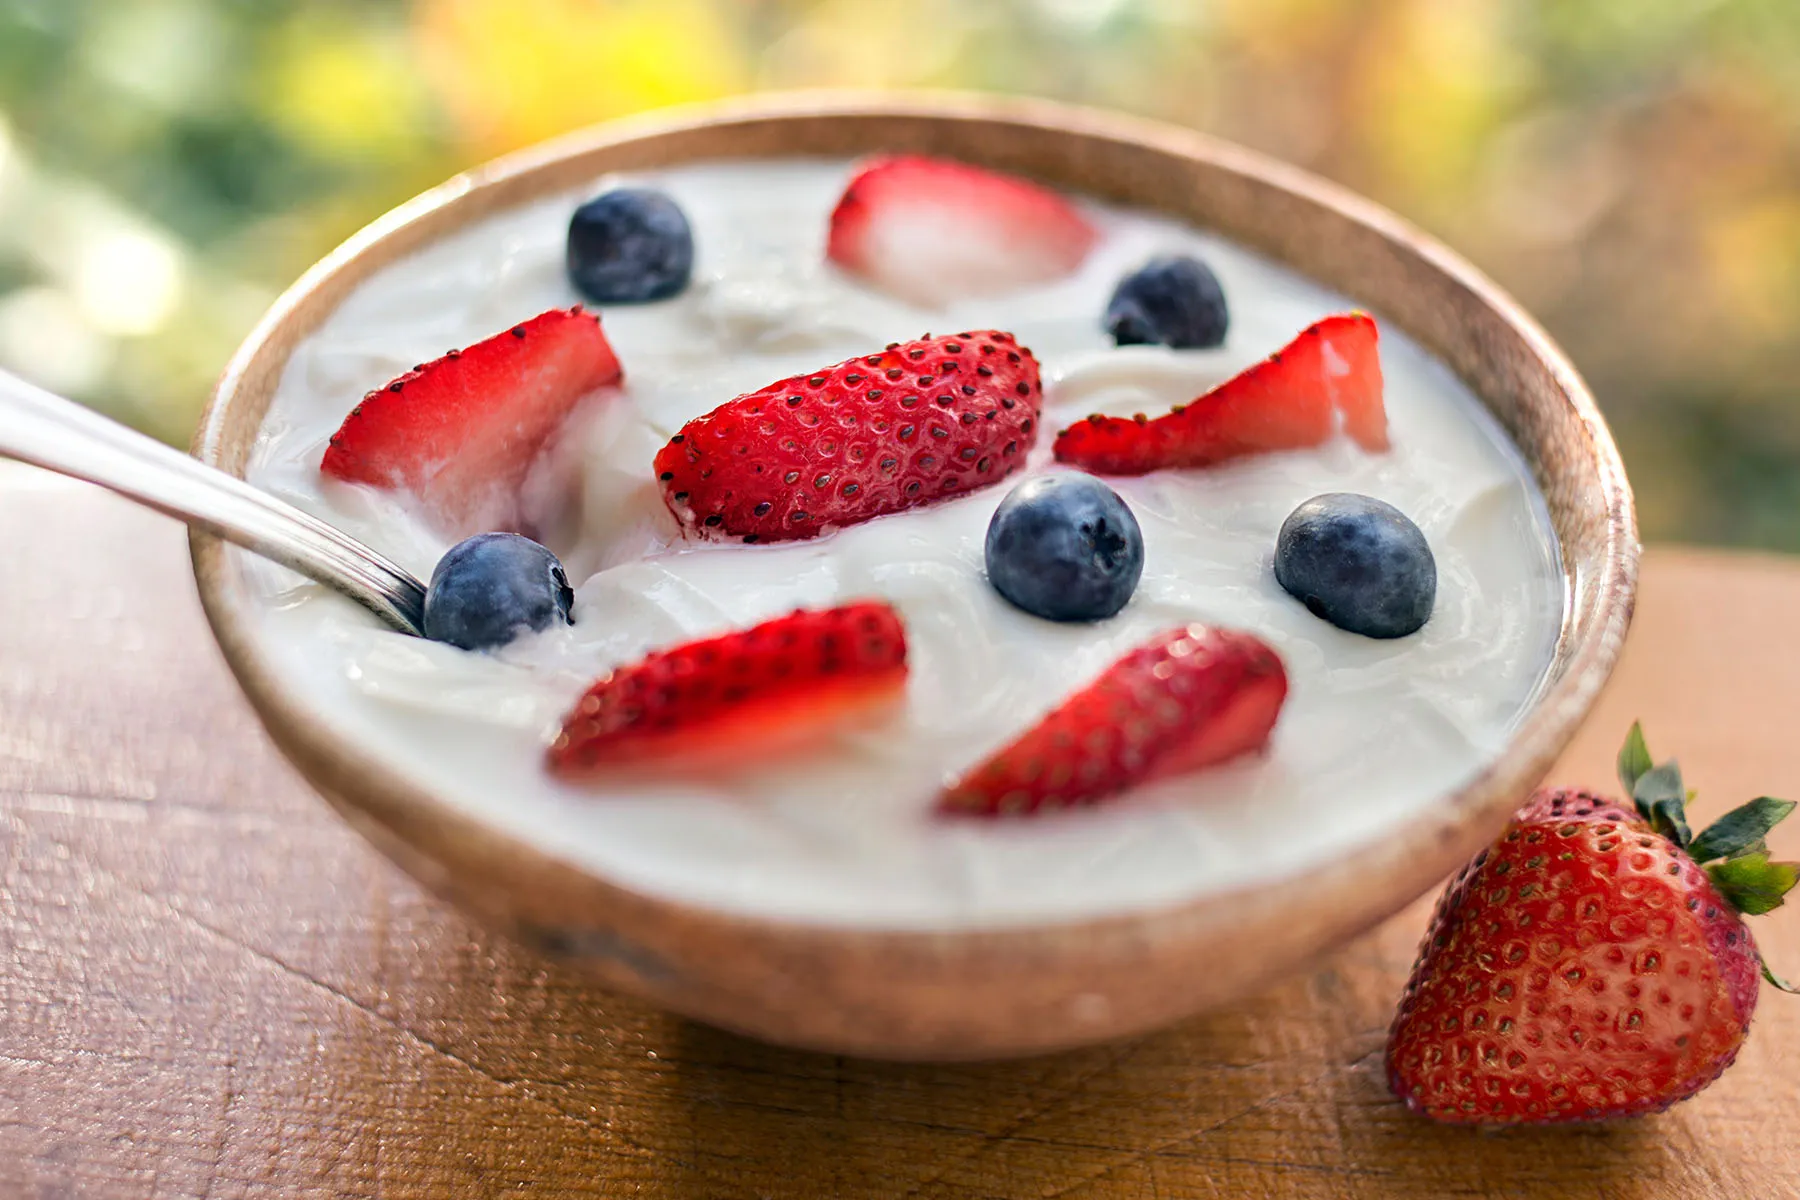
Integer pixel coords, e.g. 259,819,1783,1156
190,92,1637,1060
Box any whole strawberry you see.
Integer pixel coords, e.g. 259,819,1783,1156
1387,724,1796,1124
654,331,1041,543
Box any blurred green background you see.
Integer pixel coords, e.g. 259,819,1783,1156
1,0,1796,547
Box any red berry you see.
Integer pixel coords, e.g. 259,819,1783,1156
654,332,1042,543
939,625,1287,816
1387,744,1798,1124
547,603,908,777
1052,312,1387,475
827,155,1097,307
320,306,621,533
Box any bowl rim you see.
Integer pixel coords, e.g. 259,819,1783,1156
189,90,1637,1053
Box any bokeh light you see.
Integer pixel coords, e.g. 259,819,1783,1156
0,0,1794,544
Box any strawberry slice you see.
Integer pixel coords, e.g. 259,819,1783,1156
655,331,1042,543
939,625,1287,816
321,306,621,533
1052,312,1387,475
827,156,1097,307
547,602,908,777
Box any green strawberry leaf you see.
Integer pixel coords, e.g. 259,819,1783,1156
1707,851,1800,917
1632,760,1692,846
1617,721,1654,797
1689,797,1797,864
1763,960,1800,994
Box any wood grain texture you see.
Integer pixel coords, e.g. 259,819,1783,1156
3,472,1793,1198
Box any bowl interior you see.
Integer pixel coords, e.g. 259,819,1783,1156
189,93,1636,1056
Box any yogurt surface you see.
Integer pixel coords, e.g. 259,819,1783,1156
242,159,1564,929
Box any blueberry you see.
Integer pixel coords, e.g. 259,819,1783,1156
423,533,575,651
566,188,693,304
1103,255,1229,349
985,474,1145,622
1274,494,1435,638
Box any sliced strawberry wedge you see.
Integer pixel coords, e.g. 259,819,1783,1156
321,305,621,533
827,156,1097,307
939,625,1287,817
1053,312,1387,475
547,603,908,777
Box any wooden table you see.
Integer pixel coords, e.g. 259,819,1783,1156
4,470,1797,1200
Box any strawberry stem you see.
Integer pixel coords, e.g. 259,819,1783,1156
1632,760,1693,846
1707,851,1800,916
1617,720,1654,795
1689,796,1798,863
1616,723,1800,930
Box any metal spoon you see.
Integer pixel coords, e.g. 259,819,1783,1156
0,367,426,636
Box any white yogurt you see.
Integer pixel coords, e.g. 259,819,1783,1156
241,160,1564,930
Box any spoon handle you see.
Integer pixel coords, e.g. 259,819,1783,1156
0,368,426,636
